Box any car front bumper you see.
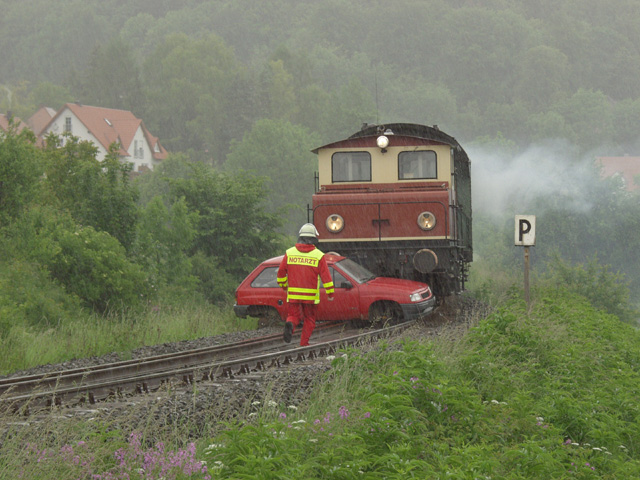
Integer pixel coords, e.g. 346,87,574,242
233,304,249,318
401,296,437,320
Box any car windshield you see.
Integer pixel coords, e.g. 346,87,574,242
335,258,377,284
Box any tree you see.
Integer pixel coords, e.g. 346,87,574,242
262,59,298,121
513,45,571,111
157,160,286,302
42,135,139,251
0,125,42,227
551,89,614,151
379,76,458,127
75,37,146,115
135,195,198,292
224,119,321,234
326,77,377,141
142,33,245,162
28,81,73,111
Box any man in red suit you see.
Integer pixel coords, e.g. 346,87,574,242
277,223,334,346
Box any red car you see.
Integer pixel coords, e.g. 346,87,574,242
233,254,436,325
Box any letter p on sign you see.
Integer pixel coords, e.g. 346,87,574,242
515,215,536,246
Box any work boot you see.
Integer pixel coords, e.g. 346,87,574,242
283,322,293,343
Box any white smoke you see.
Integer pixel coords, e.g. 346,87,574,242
468,139,602,218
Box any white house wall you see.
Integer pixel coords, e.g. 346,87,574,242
42,108,110,161
127,126,151,172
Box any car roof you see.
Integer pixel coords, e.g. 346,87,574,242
260,252,346,266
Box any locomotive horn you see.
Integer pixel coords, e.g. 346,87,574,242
413,249,438,274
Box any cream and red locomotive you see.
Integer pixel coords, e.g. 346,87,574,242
310,123,472,298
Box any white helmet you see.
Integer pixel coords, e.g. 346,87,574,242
299,223,319,238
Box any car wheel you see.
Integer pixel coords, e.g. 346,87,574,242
368,301,403,326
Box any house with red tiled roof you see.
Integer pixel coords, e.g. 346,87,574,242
27,106,56,137
40,103,167,172
597,156,640,191
0,112,29,133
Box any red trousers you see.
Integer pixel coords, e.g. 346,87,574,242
286,302,317,346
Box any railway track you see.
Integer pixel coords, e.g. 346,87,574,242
0,319,419,414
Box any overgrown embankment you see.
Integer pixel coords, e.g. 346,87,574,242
2,289,640,479
204,289,640,478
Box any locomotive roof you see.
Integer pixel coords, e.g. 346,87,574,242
312,123,466,153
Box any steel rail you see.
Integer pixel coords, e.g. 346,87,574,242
1,320,412,412
0,321,346,397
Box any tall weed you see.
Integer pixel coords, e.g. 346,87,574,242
0,302,256,375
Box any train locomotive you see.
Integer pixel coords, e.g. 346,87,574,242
309,123,472,299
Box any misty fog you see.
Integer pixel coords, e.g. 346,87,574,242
1,0,639,302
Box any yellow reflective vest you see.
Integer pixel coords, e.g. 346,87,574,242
277,245,334,304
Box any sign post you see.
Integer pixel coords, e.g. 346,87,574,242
514,215,536,309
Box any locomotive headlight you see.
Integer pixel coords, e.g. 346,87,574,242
376,135,389,149
417,211,436,230
326,214,344,233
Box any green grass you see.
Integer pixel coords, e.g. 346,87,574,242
0,301,257,375
200,289,640,478
2,288,640,479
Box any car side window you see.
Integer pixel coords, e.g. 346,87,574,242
251,267,279,288
330,267,350,289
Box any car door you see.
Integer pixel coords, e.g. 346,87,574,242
318,267,361,321
247,266,287,318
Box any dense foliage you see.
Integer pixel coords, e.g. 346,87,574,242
3,0,640,154
0,128,285,337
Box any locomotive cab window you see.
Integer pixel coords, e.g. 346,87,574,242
398,151,437,180
332,152,371,182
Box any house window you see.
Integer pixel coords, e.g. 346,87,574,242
64,117,72,133
332,152,371,182
133,141,144,159
398,151,437,179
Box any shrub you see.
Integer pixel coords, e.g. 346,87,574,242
542,254,639,324
0,259,83,336
2,206,151,314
